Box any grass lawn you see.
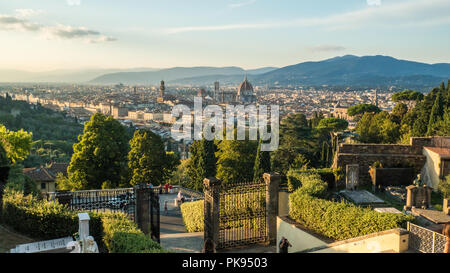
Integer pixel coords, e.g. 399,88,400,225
0,224,35,253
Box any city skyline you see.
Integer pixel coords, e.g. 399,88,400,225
0,0,450,71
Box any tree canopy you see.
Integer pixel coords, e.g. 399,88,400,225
316,117,348,133
186,138,217,191
356,112,400,144
0,124,33,165
66,113,130,190
216,132,257,185
392,90,424,102
347,104,381,117
128,129,179,186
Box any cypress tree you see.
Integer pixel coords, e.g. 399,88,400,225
427,91,443,136
253,139,271,181
186,138,217,191
203,139,217,178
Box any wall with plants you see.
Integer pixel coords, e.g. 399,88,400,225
1,190,164,253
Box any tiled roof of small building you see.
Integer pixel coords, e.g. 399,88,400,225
23,163,69,182
424,147,450,158
24,168,54,182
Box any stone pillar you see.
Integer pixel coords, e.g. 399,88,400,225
135,185,151,235
264,173,280,245
404,185,417,211
78,212,90,241
443,198,449,215
203,177,221,248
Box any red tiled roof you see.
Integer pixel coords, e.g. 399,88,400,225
24,168,54,182
46,163,69,177
23,163,69,182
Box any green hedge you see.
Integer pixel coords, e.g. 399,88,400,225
289,190,414,241
101,212,164,253
287,169,328,197
180,200,204,232
1,190,163,253
180,193,267,233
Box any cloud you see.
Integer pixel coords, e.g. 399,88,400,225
164,0,450,33
0,13,116,43
43,25,117,43
15,9,44,18
229,0,257,9
367,0,381,6
0,15,41,31
67,0,81,6
307,45,347,52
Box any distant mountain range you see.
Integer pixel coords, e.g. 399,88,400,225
90,66,278,85
255,55,450,87
1,55,449,88
89,55,450,88
0,68,161,83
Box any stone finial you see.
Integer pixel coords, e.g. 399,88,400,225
203,177,221,188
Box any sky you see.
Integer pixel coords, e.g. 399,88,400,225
0,0,449,71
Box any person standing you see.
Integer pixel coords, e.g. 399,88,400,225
164,200,168,215
279,237,292,253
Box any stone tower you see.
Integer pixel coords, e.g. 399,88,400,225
160,80,165,98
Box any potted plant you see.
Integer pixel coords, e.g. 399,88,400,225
439,175,450,215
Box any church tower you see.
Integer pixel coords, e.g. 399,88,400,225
158,80,165,103
160,80,165,98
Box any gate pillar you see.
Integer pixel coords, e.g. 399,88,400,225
135,185,151,236
264,173,280,245
203,177,221,249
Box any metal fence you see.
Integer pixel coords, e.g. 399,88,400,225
44,188,136,219
217,180,268,249
407,222,446,253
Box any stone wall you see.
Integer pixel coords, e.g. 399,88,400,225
332,137,450,187
305,229,410,253
373,168,416,189
334,152,425,187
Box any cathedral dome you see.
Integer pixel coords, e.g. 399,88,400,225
237,76,253,97
237,76,256,103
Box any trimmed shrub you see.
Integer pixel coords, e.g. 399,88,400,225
180,192,267,233
287,169,328,197
289,190,414,241
101,212,164,253
287,168,336,192
1,190,103,240
180,200,204,233
1,190,163,253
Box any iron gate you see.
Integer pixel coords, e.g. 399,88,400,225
218,180,268,249
45,186,160,243
149,190,160,243
407,222,446,253
46,188,136,219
